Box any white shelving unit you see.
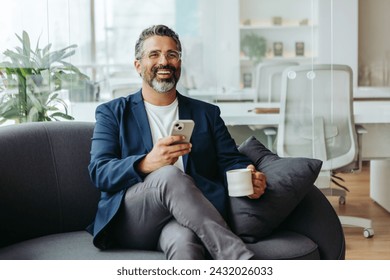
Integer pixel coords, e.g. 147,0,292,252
239,0,319,87
239,24,318,59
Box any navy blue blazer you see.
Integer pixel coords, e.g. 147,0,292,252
88,90,252,248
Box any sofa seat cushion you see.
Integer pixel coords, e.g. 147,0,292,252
0,231,165,260
248,230,320,260
0,230,318,260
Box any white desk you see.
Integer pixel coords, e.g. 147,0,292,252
217,101,390,126
216,102,280,126
353,101,390,124
188,88,256,102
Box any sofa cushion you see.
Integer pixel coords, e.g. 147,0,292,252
0,231,165,260
247,231,320,260
229,136,322,242
0,230,319,260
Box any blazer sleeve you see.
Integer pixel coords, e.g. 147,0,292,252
88,103,144,193
211,106,252,173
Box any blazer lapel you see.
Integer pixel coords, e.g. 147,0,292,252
131,91,153,152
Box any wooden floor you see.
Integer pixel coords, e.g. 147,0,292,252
327,162,390,260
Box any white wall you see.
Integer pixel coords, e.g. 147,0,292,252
199,0,240,89
318,0,358,87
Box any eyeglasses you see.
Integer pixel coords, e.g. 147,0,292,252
142,50,181,63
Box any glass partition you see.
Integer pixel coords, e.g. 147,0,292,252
0,0,367,126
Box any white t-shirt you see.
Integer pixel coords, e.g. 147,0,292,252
144,98,184,171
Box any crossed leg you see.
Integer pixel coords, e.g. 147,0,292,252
111,165,253,260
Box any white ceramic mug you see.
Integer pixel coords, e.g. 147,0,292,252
226,168,253,197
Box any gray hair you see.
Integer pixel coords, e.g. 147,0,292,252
134,25,182,60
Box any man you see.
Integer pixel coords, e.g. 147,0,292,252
88,25,266,260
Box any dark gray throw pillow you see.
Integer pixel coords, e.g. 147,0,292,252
229,136,322,243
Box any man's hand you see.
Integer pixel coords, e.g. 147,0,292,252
137,135,192,174
246,164,266,199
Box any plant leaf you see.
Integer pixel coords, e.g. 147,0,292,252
3,49,32,69
42,43,52,56
22,30,31,58
59,49,76,61
26,90,43,112
1,31,87,123
15,33,23,45
27,106,39,122
50,112,74,120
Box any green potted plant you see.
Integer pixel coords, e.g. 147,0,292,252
240,32,267,64
0,31,89,124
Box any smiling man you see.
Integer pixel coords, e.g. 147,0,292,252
135,35,181,96
87,25,266,260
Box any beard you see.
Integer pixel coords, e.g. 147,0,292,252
151,77,175,93
142,64,181,93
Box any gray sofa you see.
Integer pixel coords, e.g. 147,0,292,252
0,121,345,259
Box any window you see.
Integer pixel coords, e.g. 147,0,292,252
1,0,239,101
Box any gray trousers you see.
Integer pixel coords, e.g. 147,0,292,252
111,165,253,260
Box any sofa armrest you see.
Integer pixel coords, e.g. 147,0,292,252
279,186,345,260
0,122,99,248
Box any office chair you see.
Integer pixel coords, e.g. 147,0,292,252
250,62,299,151
276,64,374,238
254,61,299,103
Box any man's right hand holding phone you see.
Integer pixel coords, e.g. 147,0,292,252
136,135,192,174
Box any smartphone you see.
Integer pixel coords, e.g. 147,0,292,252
169,120,195,144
